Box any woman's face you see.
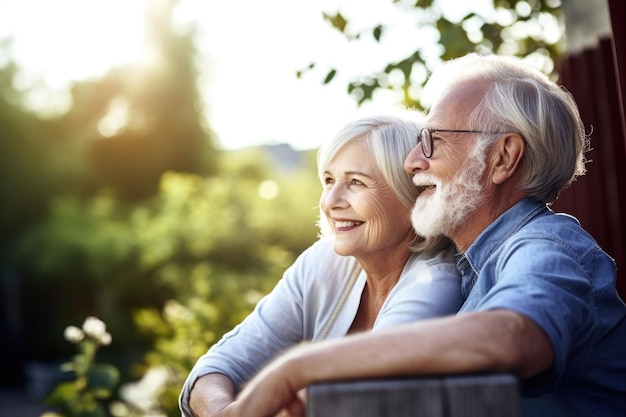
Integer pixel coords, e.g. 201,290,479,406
320,138,415,260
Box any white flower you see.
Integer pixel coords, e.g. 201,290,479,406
82,316,107,340
100,331,112,346
119,366,173,413
63,325,84,343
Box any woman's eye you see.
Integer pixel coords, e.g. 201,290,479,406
324,177,334,185
350,179,364,186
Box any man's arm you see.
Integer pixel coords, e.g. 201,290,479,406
188,373,236,417
229,310,553,417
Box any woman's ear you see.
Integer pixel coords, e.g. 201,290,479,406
491,133,525,185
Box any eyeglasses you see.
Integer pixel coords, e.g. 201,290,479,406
417,128,503,158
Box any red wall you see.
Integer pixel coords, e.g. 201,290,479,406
554,2,626,298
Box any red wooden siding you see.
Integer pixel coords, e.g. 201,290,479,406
554,0,626,298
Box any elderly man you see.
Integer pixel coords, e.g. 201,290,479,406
224,53,626,417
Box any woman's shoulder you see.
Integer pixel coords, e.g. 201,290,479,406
409,246,457,266
286,239,361,317
301,237,336,256
289,238,358,284
402,248,460,280
298,238,351,264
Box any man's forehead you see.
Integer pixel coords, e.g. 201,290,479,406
425,82,486,126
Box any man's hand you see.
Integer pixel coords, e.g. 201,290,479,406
275,389,307,417
227,351,307,417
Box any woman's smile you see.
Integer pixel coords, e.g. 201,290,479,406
334,220,364,231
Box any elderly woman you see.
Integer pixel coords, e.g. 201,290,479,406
179,114,463,417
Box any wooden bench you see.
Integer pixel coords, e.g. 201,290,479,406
307,373,521,417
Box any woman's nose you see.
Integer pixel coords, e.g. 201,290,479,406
321,184,349,210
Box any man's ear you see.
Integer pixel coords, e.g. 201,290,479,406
491,133,525,185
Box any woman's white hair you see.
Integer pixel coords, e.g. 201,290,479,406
316,113,454,255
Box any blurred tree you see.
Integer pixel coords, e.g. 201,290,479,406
17,153,321,396
61,0,218,200
4,105,317,406
0,57,77,251
300,0,564,109
0,0,220,388
0,44,85,385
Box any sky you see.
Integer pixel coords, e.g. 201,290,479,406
0,0,484,150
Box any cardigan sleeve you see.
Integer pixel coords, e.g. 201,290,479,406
179,239,350,416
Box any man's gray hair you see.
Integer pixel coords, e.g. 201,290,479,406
426,53,589,204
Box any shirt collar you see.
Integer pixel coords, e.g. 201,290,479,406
461,198,548,276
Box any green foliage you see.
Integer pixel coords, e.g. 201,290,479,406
309,0,565,109
18,150,319,353
0,0,220,337
0,57,81,253
19,150,320,414
123,156,320,415
61,0,217,201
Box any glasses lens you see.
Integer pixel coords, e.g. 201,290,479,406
420,129,432,157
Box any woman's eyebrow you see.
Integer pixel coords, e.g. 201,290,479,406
324,170,374,179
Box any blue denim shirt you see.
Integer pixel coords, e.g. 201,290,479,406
458,198,626,416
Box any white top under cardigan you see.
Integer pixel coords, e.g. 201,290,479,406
179,238,464,416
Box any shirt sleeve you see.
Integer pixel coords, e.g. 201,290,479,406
473,233,595,394
178,239,347,416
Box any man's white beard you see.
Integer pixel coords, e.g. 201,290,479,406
410,142,489,238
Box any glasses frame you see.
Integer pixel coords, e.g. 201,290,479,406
418,128,503,158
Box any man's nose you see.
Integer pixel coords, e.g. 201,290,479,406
404,143,428,174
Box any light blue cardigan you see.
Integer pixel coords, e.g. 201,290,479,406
179,239,463,416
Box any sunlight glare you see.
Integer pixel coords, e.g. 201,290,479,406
97,96,131,138
258,180,280,200
2,0,146,89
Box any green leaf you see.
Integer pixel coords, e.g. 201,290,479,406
87,363,120,393
323,69,337,84
413,0,435,7
45,381,80,406
296,62,316,79
60,361,75,373
436,18,473,60
373,25,383,42
323,12,347,33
